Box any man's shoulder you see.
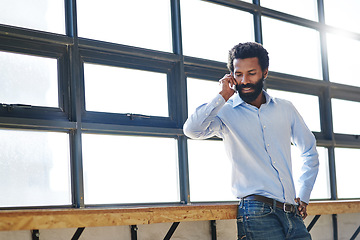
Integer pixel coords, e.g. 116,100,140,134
270,96,294,108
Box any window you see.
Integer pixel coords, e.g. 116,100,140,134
77,0,172,52
0,51,58,108
84,63,169,117
187,77,220,115
188,139,236,202
324,0,360,34
332,99,360,135
0,0,65,34
2,2,360,238
335,148,360,199
181,0,254,62
0,129,71,207
261,0,318,21
326,33,360,87
262,17,322,80
82,134,179,205
1,0,359,214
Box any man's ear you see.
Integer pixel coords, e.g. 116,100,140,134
263,68,269,79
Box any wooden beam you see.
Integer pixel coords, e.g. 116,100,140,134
0,204,237,231
307,200,360,215
0,200,359,232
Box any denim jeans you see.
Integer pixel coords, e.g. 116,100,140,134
237,200,312,240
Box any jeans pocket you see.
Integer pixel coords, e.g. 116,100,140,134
243,201,273,218
241,202,284,239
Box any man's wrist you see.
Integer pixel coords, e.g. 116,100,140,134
219,90,234,102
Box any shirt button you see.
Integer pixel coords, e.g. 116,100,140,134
267,144,270,147
263,125,266,129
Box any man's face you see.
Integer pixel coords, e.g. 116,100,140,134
232,57,268,104
236,75,264,103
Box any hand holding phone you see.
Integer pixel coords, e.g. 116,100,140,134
219,73,237,101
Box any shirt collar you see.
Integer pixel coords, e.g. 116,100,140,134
232,90,276,108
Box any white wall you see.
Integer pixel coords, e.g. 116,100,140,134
337,213,360,240
0,220,235,240
304,214,333,240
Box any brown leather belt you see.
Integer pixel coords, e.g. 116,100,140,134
243,195,298,214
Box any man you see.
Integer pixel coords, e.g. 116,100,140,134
183,42,319,239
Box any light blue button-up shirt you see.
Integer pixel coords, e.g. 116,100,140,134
183,91,319,204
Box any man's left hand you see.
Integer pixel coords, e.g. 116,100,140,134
295,197,308,219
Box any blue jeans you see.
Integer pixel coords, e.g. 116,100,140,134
237,200,312,240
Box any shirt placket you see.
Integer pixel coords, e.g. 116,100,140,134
258,106,287,202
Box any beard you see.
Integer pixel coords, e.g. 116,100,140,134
236,76,264,104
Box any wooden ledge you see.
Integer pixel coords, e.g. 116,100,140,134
0,203,237,231
0,200,359,231
308,200,360,215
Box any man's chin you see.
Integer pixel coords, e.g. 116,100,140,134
239,92,260,103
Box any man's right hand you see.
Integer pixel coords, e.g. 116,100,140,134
219,74,237,101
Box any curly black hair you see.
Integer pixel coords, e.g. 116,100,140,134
227,42,269,73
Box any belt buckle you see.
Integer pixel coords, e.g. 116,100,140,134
283,203,293,213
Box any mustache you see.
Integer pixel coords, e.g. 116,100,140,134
235,76,265,92
235,83,256,91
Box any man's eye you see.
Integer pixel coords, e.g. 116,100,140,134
249,73,256,75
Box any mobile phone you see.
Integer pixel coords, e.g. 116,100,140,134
230,73,238,92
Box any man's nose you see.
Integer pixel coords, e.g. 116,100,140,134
240,75,250,85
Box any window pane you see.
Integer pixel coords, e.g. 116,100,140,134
77,0,172,52
0,51,58,107
292,146,330,199
82,134,179,204
188,139,237,202
261,0,318,21
267,89,321,132
262,17,322,80
324,0,360,34
187,78,220,115
0,0,65,34
181,0,254,62
84,63,168,117
0,130,71,207
332,99,360,135
335,148,360,198
326,33,360,87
